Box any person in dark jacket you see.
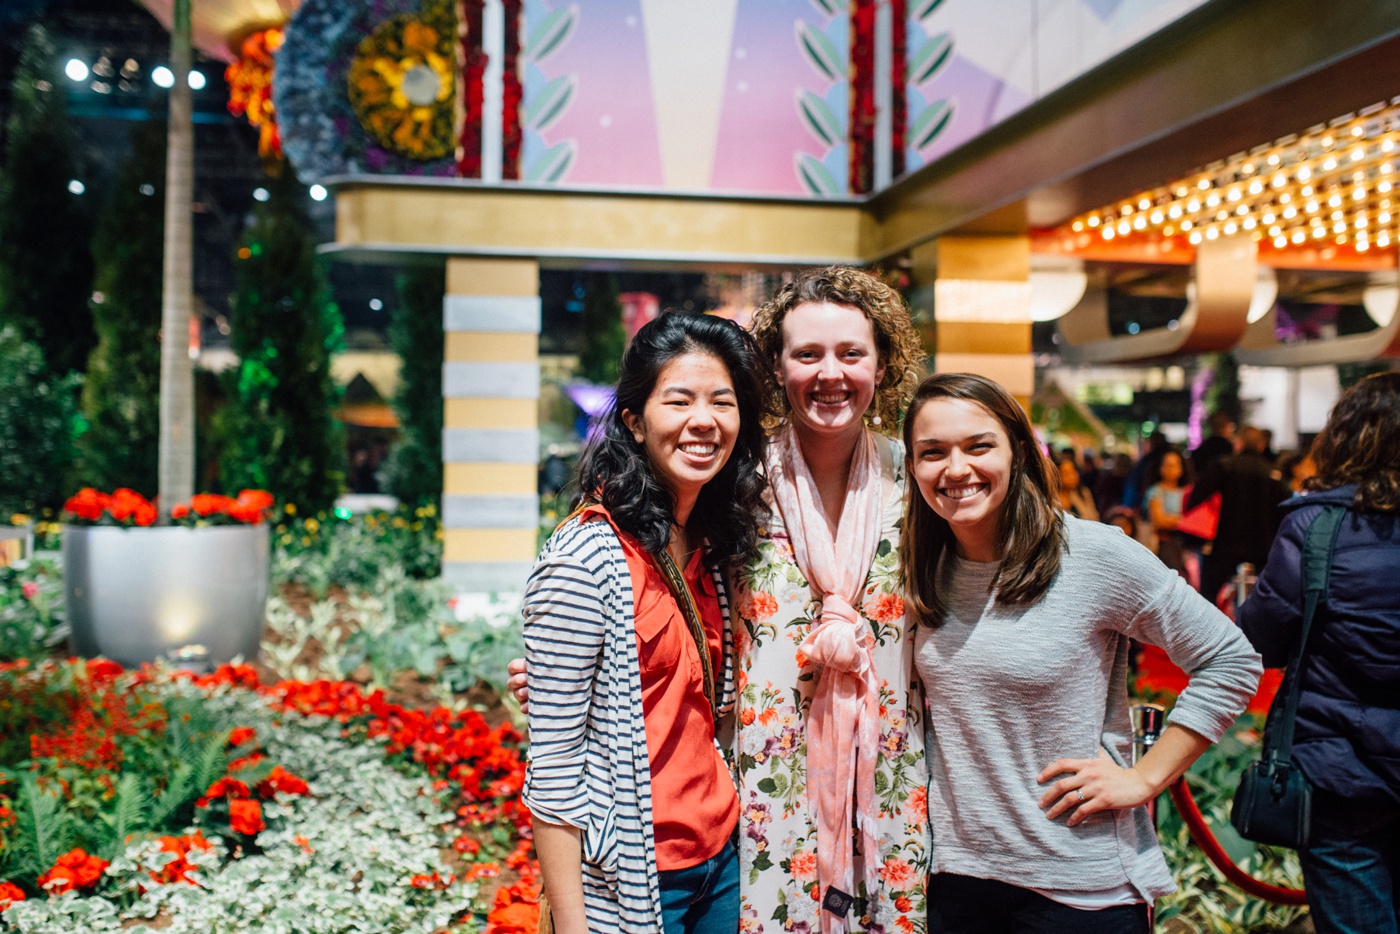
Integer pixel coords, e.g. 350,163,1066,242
1238,371,1400,934
1186,425,1291,605
1189,410,1236,479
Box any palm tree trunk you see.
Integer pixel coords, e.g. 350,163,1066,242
158,0,195,512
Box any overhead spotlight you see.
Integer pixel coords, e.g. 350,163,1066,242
152,66,174,88
308,184,328,201
187,70,206,90
67,179,85,195
65,59,89,82
369,298,384,311
253,187,270,202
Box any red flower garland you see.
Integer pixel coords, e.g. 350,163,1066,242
890,0,907,179
848,0,878,194
501,0,524,180
458,0,486,177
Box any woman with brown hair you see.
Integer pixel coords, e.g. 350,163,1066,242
1238,372,1400,934
900,373,1260,934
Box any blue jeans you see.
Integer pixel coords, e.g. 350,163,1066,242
1299,797,1400,934
658,838,739,934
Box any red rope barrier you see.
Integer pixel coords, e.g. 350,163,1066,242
1166,778,1308,906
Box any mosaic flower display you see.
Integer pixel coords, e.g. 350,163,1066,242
273,0,460,181
347,15,455,160
225,28,285,171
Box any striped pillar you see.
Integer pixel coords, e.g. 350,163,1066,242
925,235,1035,404
441,257,540,593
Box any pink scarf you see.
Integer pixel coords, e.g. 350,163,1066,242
767,425,883,934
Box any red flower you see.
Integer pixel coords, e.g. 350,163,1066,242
62,488,110,522
257,765,310,798
150,832,211,885
0,881,25,908
171,503,191,520
38,848,108,893
230,489,274,524
486,879,542,934
107,488,155,524
196,777,251,807
228,797,265,835
190,493,236,518
228,726,257,747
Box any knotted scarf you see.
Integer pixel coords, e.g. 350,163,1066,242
767,424,883,934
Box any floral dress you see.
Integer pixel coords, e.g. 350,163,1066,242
731,436,930,934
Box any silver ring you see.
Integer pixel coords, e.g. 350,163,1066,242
1075,789,1086,803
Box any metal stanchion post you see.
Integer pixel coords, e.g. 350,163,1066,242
1132,703,1166,932
1234,562,1257,609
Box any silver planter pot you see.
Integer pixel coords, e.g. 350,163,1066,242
62,524,270,668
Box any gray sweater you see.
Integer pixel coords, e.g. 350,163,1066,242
913,516,1262,898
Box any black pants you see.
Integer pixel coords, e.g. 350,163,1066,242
927,873,1150,934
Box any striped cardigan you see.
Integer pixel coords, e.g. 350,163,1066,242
522,514,737,934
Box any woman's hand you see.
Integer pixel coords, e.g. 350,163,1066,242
1036,750,1155,826
507,657,528,713
1037,724,1211,826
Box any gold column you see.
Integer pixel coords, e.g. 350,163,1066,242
440,257,541,592
926,236,1034,403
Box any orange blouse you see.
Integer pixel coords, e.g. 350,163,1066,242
584,507,739,870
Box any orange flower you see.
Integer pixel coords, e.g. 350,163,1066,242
737,590,779,621
0,881,25,908
739,707,756,726
228,726,257,747
257,765,310,798
196,777,251,807
62,488,110,521
878,857,915,890
895,895,912,913
788,850,817,881
38,848,108,893
228,797,265,835
895,917,915,933
863,591,905,623
905,786,927,824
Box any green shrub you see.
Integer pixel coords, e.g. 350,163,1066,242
0,558,66,664
0,329,80,514
384,265,445,508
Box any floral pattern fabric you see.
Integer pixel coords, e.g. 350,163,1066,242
732,437,929,933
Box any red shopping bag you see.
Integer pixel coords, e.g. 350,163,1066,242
1175,488,1220,542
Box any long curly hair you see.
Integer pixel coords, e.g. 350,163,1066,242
1304,371,1400,513
573,312,771,569
899,373,1064,627
749,266,926,435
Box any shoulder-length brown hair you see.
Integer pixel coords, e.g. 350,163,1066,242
1304,371,1400,513
899,373,1064,626
749,266,925,435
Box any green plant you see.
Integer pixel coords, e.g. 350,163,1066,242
0,558,66,663
578,271,625,384
271,505,441,595
76,122,165,494
0,25,96,377
385,265,445,508
0,328,81,515
215,169,345,515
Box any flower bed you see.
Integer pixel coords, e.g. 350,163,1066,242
0,659,539,932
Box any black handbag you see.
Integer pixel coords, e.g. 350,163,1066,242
1230,505,1345,849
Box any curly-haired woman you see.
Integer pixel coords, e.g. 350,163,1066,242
733,266,930,934
1238,372,1400,934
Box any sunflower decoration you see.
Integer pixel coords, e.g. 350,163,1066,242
347,15,455,161
226,28,286,172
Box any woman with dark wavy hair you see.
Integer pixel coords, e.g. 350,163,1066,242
1239,371,1400,934
901,373,1260,934
522,311,768,934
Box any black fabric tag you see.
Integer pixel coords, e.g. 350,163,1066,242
822,886,854,917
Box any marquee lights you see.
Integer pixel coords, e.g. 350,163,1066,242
1062,100,1400,257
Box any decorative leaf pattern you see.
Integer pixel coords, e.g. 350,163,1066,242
912,0,946,21
796,90,842,148
909,97,953,152
523,139,575,183
521,74,575,132
795,21,842,83
795,152,840,197
907,32,952,86
525,5,578,64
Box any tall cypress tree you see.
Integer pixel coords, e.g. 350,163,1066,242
577,271,624,384
0,25,95,376
75,124,165,494
215,168,344,513
385,264,444,507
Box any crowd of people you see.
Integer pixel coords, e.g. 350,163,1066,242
508,265,1399,934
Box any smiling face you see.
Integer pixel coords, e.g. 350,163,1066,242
621,352,740,523
778,301,886,444
908,397,1016,561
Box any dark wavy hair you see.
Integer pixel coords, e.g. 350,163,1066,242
899,373,1064,626
573,312,770,569
1303,371,1400,513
